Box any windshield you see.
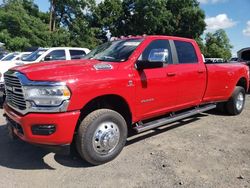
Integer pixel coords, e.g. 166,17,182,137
83,38,144,62
0,54,5,60
23,49,47,62
1,53,18,61
20,54,30,60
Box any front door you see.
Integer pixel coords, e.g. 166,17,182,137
134,39,178,120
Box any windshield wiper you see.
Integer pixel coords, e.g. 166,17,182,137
95,56,118,62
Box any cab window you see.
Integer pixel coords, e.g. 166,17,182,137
44,50,66,61
139,40,173,64
174,41,198,64
70,50,86,60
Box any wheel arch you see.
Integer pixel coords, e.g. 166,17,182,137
75,94,133,133
236,77,248,92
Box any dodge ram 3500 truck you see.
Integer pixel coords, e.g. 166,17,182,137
3,36,249,165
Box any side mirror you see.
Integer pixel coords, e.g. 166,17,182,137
136,60,164,70
135,49,168,70
148,49,169,63
44,55,53,61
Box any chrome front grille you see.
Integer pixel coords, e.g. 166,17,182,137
4,73,26,110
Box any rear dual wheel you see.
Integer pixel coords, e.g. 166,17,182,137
217,86,246,115
76,109,128,165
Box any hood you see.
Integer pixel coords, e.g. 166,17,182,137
11,59,118,82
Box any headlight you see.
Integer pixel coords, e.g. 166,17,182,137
23,85,71,107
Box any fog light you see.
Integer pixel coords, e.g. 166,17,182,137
31,124,56,135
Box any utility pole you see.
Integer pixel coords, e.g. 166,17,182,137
49,0,56,32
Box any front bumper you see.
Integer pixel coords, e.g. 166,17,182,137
4,104,81,145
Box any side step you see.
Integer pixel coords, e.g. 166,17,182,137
134,104,216,133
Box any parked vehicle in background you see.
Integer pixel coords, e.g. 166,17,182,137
0,52,31,104
18,47,90,65
0,52,31,62
205,58,225,64
3,36,249,165
237,48,250,91
0,48,90,104
0,52,8,60
230,57,238,62
238,47,250,64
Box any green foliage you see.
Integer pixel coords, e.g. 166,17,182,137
204,29,233,60
92,0,124,40
94,0,206,39
0,0,50,51
0,0,219,54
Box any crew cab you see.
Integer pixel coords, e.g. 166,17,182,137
3,36,249,165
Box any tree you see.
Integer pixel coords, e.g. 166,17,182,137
165,0,206,38
204,29,232,60
49,0,101,48
94,0,206,39
0,0,51,51
92,0,124,41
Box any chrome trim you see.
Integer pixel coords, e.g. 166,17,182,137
7,100,70,114
4,70,70,115
92,121,120,155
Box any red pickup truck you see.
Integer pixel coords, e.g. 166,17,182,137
3,36,249,165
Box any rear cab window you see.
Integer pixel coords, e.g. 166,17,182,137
174,41,198,64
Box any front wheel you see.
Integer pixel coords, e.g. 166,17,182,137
76,109,128,165
226,86,246,115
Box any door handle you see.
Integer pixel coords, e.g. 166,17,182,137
197,70,204,74
167,72,176,77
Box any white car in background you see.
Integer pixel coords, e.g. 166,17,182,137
0,52,31,103
0,52,31,81
0,52,31,62
0,52,8,61
18,47,90,65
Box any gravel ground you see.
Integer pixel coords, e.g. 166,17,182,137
0,94,249,188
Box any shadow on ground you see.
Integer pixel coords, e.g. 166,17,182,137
0,113,206,170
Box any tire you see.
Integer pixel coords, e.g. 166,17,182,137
216,102,226,113
76,109,128,165
225,86,246,115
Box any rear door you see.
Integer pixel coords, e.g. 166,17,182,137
135,39,178,119
172,40,207,107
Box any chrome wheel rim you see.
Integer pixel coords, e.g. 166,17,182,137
92,122,120,155
236,92,244,111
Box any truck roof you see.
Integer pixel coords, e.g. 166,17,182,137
114,35,196,43
38,47,90,51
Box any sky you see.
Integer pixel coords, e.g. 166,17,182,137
1,0,250,56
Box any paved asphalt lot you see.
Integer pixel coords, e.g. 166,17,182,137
0,94,249,188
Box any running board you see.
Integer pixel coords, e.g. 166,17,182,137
134,104,216,133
